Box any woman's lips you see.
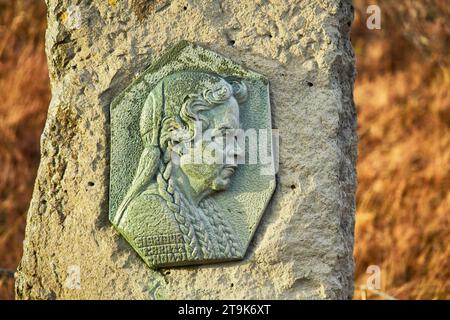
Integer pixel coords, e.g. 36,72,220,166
221,165,237,177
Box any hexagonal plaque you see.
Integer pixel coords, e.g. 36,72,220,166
110,41,276,268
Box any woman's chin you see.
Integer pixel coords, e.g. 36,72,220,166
211,178,231,191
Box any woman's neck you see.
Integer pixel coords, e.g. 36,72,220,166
171,165,211,206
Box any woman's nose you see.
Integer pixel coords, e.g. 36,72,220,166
225,138,243,163
234,142,244,158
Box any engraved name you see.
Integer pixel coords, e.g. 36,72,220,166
136,233,183,247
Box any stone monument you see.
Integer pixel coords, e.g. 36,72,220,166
16,0,357,299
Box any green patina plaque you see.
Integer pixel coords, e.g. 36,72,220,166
110,41,276,268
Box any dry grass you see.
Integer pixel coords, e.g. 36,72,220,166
0,0,49,299
353,0,450,299
0,0,448,300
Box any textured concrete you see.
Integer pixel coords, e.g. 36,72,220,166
16,0,357,299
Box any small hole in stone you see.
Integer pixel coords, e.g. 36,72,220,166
307,81,314,87
165,271,171,275
290,185,296,190
229,39,235,46
183,5,187,10
347,21,351,27
269,34,273,38
230,283,234,287
88,181,95,187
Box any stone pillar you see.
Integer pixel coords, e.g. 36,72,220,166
16,0,356,299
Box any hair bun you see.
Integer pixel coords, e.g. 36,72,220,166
230,80,248,104
203,82,233,104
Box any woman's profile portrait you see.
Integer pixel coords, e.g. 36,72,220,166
113,71,248,267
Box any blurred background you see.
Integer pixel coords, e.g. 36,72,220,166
0,0,449,300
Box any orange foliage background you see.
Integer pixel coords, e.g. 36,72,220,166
0,0,449,300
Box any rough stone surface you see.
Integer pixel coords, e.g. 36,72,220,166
16,0,357,299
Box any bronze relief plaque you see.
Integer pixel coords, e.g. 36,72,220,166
110,41,276,268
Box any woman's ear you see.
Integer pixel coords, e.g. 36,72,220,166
160,118,179,145
160,117,190,153
169,119,190,142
